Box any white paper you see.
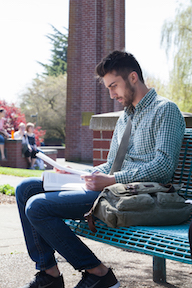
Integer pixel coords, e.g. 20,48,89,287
185,199,192,204
36,152,88,175
42,171,86,191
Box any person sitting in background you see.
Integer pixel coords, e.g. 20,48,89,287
14,122,30,156
25,122,37,169
14,122,26,140
0,107,9,160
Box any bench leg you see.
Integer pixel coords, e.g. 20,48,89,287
153,256,166,282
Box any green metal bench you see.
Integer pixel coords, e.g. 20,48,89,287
65,128,192,283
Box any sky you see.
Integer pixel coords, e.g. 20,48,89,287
0,0,181,105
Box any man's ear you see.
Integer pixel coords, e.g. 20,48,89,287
129,71,138,84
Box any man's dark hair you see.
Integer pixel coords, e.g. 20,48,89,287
95,50,144,83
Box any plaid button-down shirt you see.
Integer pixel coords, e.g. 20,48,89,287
95,88,185,184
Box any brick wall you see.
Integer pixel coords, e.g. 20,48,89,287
90,111,192,167
90,110,123,166
0,140,57,169
93,130,113,166
0,139,28,168
65,0,125,162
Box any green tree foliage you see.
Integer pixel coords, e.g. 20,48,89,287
38,25,68,76
145,76,170,98
161,0,192,111
0,100,26,133
20,75,67,142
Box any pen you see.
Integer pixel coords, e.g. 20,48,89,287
91,170,98,175
80,170,98,179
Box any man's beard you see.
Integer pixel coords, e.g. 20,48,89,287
123,79,135,108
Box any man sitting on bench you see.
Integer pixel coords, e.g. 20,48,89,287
16,51,185,288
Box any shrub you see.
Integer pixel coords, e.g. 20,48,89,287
0,184,15,196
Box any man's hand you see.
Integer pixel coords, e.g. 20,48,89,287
54,167,72,174
82,172,116,191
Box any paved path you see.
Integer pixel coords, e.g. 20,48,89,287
0,174,26,188
1,202,191,288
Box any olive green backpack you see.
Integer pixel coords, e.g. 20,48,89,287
85,182,192,232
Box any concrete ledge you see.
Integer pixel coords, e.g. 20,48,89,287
38,149,58,169
89,111,123,131
38,149,57,155
40,146,64,150
182,112,192,128
39,146,65,158
89,111,192,131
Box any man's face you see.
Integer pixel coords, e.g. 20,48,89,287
103,71,135,107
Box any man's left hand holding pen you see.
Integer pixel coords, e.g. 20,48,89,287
54,167,116,191
81,170,116,191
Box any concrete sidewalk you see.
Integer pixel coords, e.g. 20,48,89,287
0,159,93,255
0,160,192,287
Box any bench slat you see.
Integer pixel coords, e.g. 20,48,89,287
65,219,192,264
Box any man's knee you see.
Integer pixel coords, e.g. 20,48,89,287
15,177,43,203
25,194,46,224
15,179,28,202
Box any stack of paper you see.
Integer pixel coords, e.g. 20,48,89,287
42,172,86,191
36,151,89,191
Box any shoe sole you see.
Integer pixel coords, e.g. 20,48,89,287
109,282,120,288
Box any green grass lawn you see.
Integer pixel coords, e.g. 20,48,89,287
0,167,45,195
0,166,44,177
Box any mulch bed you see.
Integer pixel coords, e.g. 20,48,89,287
0,193,16,205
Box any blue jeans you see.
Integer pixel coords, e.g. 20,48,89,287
16,177,101,271
0,134,5,144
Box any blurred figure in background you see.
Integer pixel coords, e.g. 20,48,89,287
24,122,37,169
0,107,9,160
14,122,26,140
14,122,30,157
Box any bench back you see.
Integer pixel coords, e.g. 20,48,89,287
173,128,192,197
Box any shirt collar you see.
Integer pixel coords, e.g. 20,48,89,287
124,105,134,117
124,88,157,116
135,88,157,111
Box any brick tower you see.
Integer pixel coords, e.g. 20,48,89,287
65,0,125,162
